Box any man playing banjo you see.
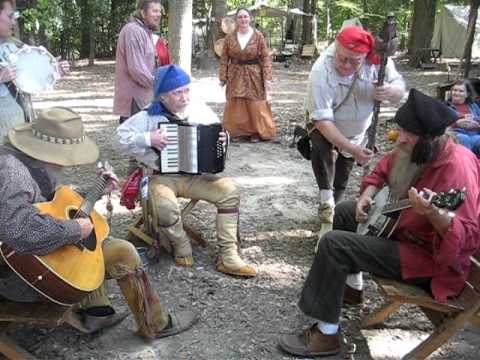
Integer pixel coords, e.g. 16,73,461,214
278,89,480,357
0,0,69,142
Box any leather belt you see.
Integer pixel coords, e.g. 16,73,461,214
230,58,260,65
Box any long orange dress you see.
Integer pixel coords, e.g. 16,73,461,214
219,30,276,140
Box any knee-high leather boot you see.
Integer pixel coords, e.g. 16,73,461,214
117,269,169,339
216,210,256,277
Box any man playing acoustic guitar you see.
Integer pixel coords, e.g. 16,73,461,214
278,89,480,357
0,107,197,339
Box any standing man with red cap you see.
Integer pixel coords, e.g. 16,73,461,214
279,89,480,357
306,25,405,262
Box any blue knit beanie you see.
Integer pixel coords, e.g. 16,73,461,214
148,65,191,115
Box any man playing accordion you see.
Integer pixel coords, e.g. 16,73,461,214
116,64,256,278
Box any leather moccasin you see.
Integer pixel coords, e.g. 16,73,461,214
155,309,198,339
216,261,257,278
67,307,129,334
279,324,341,357
175,255,193,267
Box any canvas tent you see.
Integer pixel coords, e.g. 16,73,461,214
431,4,480,58
226,4,312,18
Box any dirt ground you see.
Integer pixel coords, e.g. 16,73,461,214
3,57,480,360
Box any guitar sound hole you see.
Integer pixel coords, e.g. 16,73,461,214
66,208,97,252
68,209,79,219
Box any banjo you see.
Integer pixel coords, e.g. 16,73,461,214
357,186,466,238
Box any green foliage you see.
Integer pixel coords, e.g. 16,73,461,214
12,0,475,59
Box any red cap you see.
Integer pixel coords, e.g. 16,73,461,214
336,25,380,65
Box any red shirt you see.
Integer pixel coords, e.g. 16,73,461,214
361,138,480,302
454,103,470,117
156,38,171,66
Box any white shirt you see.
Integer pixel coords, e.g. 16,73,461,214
305,43,405,147
236,27,254,50
116,99,219,170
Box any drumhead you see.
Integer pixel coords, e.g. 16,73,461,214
8,46,58,94
221,17,235,34
214,38,225,57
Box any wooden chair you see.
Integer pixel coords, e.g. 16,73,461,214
0,300,72,360
127,198,207,255
362,251,480,359
300,44,316,59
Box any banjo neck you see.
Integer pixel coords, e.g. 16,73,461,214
381,187,465,216
382,198,412,215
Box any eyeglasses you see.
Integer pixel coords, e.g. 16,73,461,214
335,52,365,67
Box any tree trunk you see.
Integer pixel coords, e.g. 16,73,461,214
290,0,302,44
206,0,227,51
407,0,437,67
79,0,92,59
302,0,312,45
11,0,21,39
463,0,480,77
89,24,95,66
311,1,317,47
110,0,121,56
326,0,333,41
168,0,193,72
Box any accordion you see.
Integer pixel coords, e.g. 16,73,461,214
157,123,225,174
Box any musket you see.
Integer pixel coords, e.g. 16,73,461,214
365,13,398,155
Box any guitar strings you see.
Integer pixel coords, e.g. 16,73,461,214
73,176,108,220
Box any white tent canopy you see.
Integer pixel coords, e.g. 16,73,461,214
431,4,480,58
226,5,312,18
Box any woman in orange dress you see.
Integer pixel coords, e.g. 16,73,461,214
219,8,276,142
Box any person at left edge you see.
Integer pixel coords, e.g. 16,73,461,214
0,0,70,142
0,107,197,339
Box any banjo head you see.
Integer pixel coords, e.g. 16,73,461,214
356,187,390,235
8,45,59,95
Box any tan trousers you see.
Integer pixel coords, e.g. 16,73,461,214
147,174,246,269
80,238,168,338
223,98,276,140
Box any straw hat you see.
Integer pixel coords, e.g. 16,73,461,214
8,107,99,166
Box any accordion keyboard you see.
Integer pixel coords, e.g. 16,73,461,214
159,123,180,173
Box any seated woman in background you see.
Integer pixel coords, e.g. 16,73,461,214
447,79,480,157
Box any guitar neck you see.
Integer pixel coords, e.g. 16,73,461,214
79,177,107,216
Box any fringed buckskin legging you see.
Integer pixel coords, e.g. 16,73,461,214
79,238,168,339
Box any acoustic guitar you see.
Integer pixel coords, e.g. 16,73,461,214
0,162,113,306
357,186,465,238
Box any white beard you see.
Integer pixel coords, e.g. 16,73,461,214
388,147,424,201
